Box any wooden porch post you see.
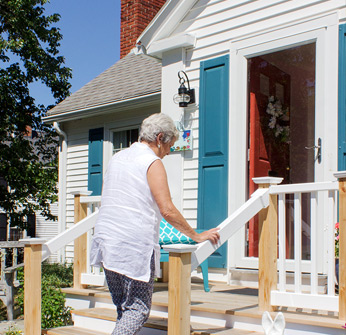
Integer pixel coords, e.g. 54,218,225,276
334,172,346,320
253,177,283,312
72,191,90,289
162,244,197,335
21,238,46,335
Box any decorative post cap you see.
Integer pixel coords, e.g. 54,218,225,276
252,177,283,185
20,238,46,245
334,171,346,180
70,190,93,196
162,244,198,253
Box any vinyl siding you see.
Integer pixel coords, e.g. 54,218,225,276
36,202,59,262
64,124,91,263
168,0,346,223
182,113,199,226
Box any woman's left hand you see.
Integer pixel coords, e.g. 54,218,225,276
194,228,220,244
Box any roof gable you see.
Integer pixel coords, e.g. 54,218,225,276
137,0,198,53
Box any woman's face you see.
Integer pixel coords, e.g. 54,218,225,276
159,137,176,159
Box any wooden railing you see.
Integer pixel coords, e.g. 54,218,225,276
0,241,24,320
21,174,346,334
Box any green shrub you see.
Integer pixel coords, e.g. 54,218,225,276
16,262,73,329
40,275,73,329
42,262,73,287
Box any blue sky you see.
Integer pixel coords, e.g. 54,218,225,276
31,0,121,107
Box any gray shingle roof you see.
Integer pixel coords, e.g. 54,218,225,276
47,53,161,116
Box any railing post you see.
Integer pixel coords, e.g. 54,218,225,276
253,177,283,312
21,238,46,335
334,171,346,320
71,191,91,289
4,271,14,320
162,244,197,335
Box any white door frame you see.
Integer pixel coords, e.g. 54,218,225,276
228,13,339,271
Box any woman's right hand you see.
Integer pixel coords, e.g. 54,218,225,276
194,228,220,245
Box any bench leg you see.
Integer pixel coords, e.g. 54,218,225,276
161,262,169,283
200,259,209,292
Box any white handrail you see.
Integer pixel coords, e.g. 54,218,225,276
41,210,99,261
270,181,338,194
191,187,270,270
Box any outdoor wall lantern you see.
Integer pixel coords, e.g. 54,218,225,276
173,71,195,107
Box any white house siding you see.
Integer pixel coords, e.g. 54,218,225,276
36,202,59,262
164,0,346,225
182,112,199,227
64,123,90,262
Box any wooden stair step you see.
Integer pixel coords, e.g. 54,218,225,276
72,307,116,322
45,327,108,335
46,308,262,335
63,285,346,331
45,326,261,335
192,328,261,334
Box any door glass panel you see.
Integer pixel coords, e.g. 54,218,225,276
246,43,316,260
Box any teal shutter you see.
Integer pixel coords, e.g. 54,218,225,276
88,128,104,196
198,55,229,268
339,24,346,170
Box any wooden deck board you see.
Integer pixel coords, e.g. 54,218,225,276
62,280,346,330
46,325,260,335
70,308,262,334
46,326,109,335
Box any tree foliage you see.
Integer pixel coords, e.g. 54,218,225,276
0,0,71,228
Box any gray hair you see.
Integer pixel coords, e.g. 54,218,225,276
139,113,179,143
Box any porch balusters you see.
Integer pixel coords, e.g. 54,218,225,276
253,177,283,312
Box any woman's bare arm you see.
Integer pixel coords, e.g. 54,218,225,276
147,159,220,244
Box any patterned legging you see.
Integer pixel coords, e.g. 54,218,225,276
104,254,155,335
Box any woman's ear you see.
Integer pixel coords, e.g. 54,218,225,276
156,133,163,145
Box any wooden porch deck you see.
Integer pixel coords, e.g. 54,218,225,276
154,280,345,330
59,279,346,334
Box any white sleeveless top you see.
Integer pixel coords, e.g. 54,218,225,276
90,142,161,282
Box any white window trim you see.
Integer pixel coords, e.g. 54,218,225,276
111,126,140,155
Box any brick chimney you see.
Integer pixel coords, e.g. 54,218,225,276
120,0,166,58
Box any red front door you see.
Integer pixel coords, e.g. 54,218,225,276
248,57,291,257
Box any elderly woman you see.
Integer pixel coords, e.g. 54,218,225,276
90,113,220,335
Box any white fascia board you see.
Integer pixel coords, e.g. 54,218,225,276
137,0,198,52
147,34,196,58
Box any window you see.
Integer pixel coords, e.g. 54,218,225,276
112,128,139,155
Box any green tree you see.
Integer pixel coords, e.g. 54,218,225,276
0,0,71,228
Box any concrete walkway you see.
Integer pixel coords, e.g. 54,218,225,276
0,319,25,334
